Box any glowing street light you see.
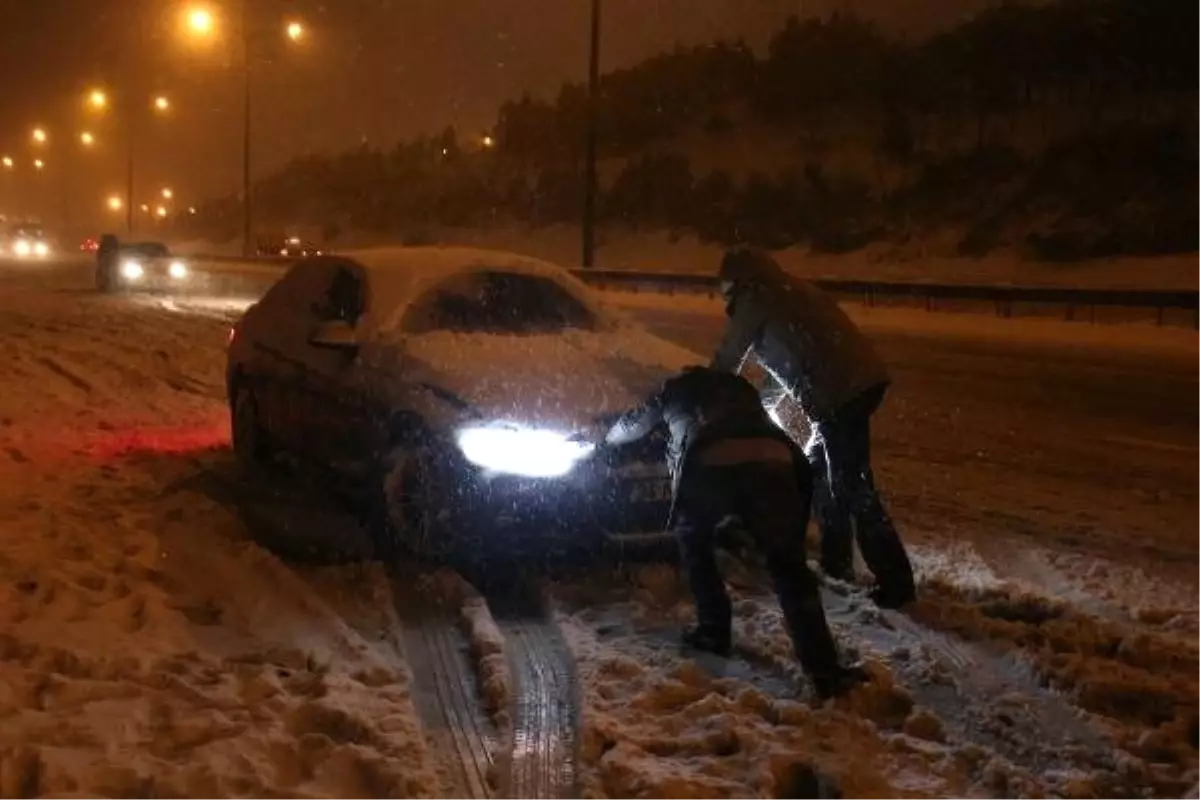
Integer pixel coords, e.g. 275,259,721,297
140,203,150,213
188,206,197,214
154,205,168,218
161,187,174,200
481,134,495,149
285,20,305,41
2,156,13,169
33,159,45,170
107,195,124,211
31,127,47,144
153,95,171,112
185,6,215,37
80,131,96,147
88,89,109,110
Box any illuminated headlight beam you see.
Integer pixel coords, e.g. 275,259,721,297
33,241,49,257
455,425,594,478
13,239,31,256
121,260,144,280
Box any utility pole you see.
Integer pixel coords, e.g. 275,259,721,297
581,0,601,268
241,0,254,257
125,100,136,236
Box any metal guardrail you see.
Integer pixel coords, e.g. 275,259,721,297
190,253,1199,327
573,269,1198,327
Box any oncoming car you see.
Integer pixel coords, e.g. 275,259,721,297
3,224,51,259
100,241,191,292
226,246,702,561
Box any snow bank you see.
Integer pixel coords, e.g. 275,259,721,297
0,282,439,797
413,225,1200,291
552,567,973,798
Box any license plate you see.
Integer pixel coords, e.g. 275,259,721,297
628,477,671,503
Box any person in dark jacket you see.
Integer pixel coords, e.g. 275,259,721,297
711,247,916,609
95,233,120,292
606,365,867,699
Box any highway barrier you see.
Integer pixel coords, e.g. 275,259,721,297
188,253,1199,327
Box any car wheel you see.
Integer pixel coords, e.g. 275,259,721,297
373,443,454,563
231,383,272,468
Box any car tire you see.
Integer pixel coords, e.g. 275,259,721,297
372,442,455,563
231,383,272,469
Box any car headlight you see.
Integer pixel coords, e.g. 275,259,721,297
455,424,595,478
168,260,188,279
33,241,49,256
13,239,31,256
121,260,144,280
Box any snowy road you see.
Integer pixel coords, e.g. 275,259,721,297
0,255,1196,797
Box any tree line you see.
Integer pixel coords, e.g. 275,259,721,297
185,0,1196,260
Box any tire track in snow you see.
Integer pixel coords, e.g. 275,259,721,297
472,575,580,800
391,577,499,799
486,588,580,800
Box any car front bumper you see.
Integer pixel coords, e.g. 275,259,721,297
442,457,674,553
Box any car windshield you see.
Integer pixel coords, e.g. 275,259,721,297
410,271,596,334
122,242,170,258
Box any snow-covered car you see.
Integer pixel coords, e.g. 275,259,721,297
225,246,702,560
106,241,191,291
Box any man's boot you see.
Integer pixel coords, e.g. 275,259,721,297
782,593,869,699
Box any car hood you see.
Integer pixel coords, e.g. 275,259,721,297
378,327,703,432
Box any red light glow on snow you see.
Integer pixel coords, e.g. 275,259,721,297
81,422,230,460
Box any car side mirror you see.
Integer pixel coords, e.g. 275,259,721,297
308,319,359,350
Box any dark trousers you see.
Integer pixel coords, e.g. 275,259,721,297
673,458,843,681
807,384,914,594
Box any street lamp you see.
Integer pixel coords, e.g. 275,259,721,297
31,127,48,145
88,89,108,110
153,95,171,112
154,205,168,218
161,187,174,200
185,6,216,37
80,131,96,147
107,195,124,211
2,156,12,169
237,11,308,256
33,159,45,170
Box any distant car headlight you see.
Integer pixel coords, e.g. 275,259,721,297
455,424,595,478
168,260,188,279
121,260,144,280
33,241,49,256
13,239,31,256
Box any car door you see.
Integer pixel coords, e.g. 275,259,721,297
302,260,375,474
244,259,340,455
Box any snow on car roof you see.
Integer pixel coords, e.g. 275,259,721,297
343,245,606,331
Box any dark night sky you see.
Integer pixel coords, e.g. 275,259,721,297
0,0,992,225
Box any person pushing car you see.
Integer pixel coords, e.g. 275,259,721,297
710,246,916,610
606,365,867,699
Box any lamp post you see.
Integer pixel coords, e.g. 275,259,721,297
184,4,305,256
581,0,601,269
